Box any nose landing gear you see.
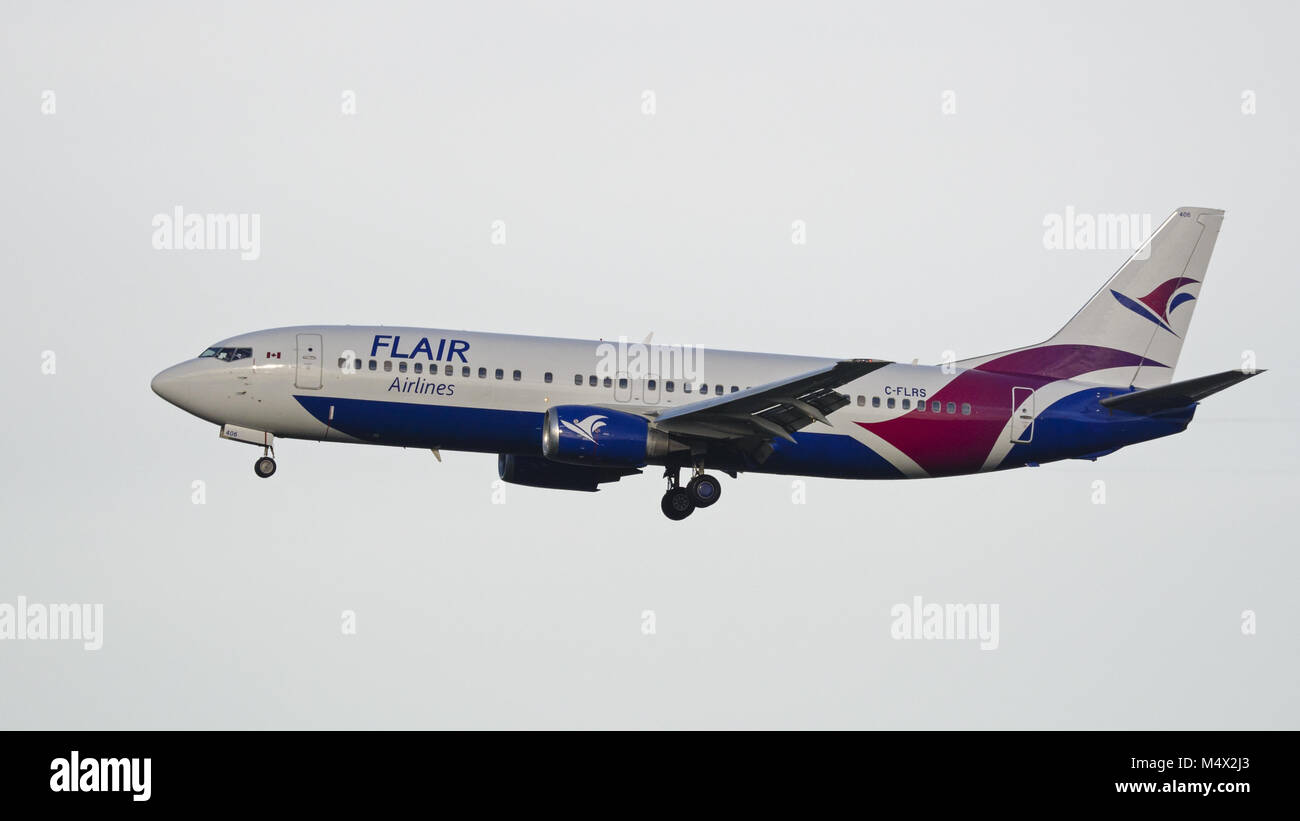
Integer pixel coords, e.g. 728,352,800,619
254,445,277,478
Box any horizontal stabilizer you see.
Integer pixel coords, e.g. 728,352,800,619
1100,369,1264,415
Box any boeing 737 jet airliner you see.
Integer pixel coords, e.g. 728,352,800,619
152,207,1261,520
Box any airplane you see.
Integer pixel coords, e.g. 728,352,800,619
152,206,1262,520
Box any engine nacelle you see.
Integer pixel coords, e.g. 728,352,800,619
542,405,677,467
497,454,634,492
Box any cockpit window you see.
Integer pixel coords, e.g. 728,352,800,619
198,347,253,361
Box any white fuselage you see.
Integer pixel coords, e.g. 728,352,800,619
151,324,1191,484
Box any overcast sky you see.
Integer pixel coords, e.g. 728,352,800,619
1,0,1295,728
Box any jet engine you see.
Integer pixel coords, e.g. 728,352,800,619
541,405,680,467
497,453,636,492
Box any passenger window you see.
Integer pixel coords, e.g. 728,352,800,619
730,386,738,393
383,361,392,372
589,375,597,387
414,363,423,374
932,400,941,412
699,384,708,394
513,370,521,381
337,357,346,368
665,381,674,392
462,366,471,378
715,385,723,395
872,397,881,408
368,360,377,371
479,367,487,378
961,402,971,416
684,383,693,394
618,378,628,389
902,399,911,410
495,368,504,380
354,358,362,371
574,374,582,385
603,377,612,388
946,401,956,414
648,379,657,390
544,372,553,384
445,365,453,376
399,361,408,373
857,395,865,406
887,397,895,409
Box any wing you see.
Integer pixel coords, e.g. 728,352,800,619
648,359,890,462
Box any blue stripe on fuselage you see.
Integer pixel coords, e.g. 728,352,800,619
758,431,906,479
999,388,1194,467
295,395,905,478
298,392,1191,478
295,395,544,454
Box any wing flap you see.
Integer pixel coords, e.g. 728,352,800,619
652,359,888,445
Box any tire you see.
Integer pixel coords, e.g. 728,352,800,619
254,456,277,478
687,474,722,508
660,487,695,520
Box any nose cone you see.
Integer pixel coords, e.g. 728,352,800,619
151,360,229,423
150,364,183,404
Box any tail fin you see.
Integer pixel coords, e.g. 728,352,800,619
960,207,1225,388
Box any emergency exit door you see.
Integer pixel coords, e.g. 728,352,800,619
296,333,323,389
1010,386,1035,443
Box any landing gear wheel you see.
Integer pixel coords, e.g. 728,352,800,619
254,456,277,478
687,474,722,508
661,487,695,520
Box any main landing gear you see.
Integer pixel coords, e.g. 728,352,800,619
254,444,277,478
660,465,724,520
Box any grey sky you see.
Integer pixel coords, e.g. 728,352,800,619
1,0,1295,728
